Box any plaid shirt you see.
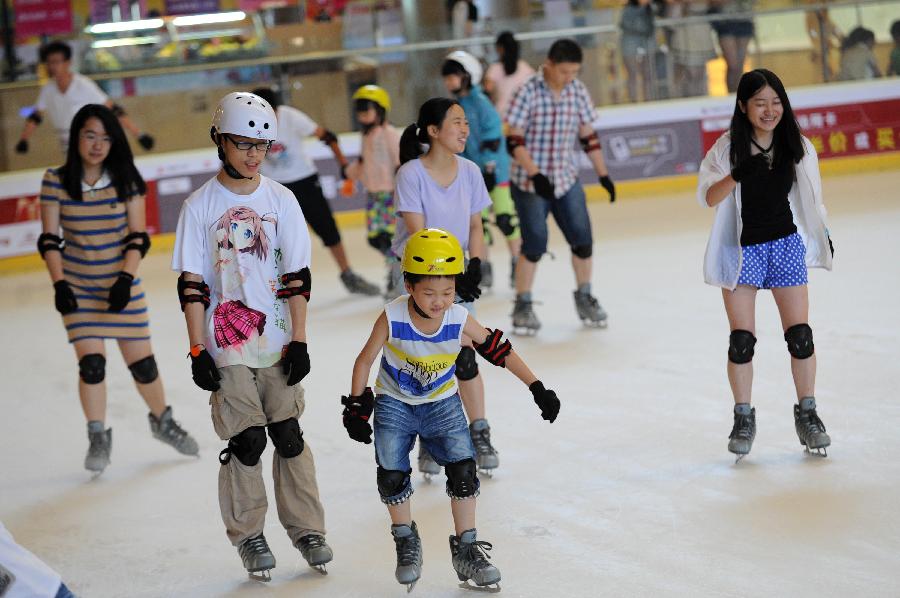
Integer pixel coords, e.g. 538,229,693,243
505,70,599,197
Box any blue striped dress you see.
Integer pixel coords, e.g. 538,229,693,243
40,168,150,342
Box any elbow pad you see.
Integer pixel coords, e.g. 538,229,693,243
122,231,151,258
37,232,64,258
26,112,43,125
319,129,338,146
474,328,513,367
506,134,525,157
177,273,211,311
579,132,601,153
277,267,311,301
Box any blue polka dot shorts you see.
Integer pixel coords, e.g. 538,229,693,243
737,232,808,289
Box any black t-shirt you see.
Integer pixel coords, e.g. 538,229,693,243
739,155,797,246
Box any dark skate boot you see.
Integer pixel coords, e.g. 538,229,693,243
418,442,441,481
511,296,540,336
480,260,493,291
794,397,830,457
391,522,423,592
85,421,111,474
509,256,517,289
573,289,608,328
295,533,333,574
469,419,499,477
450,529,500,592
149,406,199,456
238,533,276,582
340,269,381,296
728,404,756,463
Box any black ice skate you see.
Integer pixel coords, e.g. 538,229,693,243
340,269,381,296
85,421,111,474
418,443,441,481
238,533,276,582
728,404,756,463
480,260,493,291
573,290,608,328
391,522,423,592
295,533,332,574
469,419,499,477
148,406,199,456
450,529,501,592
511,297,540,336
794,397,830,457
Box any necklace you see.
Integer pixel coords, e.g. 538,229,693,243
750,137,774,169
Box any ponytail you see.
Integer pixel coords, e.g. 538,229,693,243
399,123,426,165
398,97,462,166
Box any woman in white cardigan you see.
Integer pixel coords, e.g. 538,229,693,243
697,69,834,462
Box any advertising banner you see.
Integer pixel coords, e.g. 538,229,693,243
14,0,72,40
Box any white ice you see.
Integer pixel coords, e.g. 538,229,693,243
2,169,899,597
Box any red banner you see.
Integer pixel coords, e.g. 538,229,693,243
14,0,72,40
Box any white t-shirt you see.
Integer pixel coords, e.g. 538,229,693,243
260,105,319,184
35,73,108,151
0,523,63,598
391,156,491,258
171,175,312,369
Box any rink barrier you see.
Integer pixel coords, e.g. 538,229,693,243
2,150,897,277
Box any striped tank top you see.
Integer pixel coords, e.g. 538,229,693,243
375,296,468,405
40,168,150,343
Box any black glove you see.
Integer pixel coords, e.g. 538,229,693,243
482,169,497,193
340,164,348,180
341,387,375,444
531,172,555,201
190,348,221,392
137,134,155,150
107,272,134,312
282,341,310,386
53,280,78,315
730,154,769,183
15,139,28,154
456,257,482,303
600,175,616,203
529,380,560,423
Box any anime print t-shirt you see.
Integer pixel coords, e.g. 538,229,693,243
172,175,311,369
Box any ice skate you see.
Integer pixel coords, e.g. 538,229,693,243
573,290,608,328
511,297,540,336
418,443,441,481
238,533,276,582
148,406,199,456
794,397,830,457
450,529,501,592
728,404,756,463
480,260,493,291
340,269,381,296
469,419,499,477
84,421,111,474
295,533,333,574
391,522,423,592
509,256,517,289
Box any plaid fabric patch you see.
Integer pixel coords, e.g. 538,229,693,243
213,299,267,348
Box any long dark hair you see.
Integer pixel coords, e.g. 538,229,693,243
729,69,804,170
496,31,520,76
59,104,146,202
399,97,461,165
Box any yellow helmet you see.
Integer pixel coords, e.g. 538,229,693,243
352,84,391,112
402,228,464,276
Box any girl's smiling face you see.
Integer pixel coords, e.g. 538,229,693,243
740,85,783,137
428,104,469,154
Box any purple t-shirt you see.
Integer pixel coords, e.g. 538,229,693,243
392,156,492,257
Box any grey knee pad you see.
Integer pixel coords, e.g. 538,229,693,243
377,466,412,504
728,330,757,364
455,347,479,381
571,244,592,259
445,458,479,499
128,355,159,384
495,214,518,237
267,418,304,458
79,354,106,384
784,323,814,359
523,253,542,263
221,426,267,467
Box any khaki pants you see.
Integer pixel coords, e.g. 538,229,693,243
210,364,326,546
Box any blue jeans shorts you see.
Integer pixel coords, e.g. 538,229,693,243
374,393,477,504
737,232,808,289
511,181,593,258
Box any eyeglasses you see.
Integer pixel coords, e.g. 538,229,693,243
81,131,112,145
223,134,272,152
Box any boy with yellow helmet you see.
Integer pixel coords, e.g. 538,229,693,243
340,228,561,592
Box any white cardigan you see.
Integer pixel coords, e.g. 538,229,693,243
697,132,833,290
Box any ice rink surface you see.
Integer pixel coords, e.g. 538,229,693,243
2,168,899,598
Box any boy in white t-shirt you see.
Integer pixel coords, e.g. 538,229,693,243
251,87,380,297
171,92,331,582
15,41,154,154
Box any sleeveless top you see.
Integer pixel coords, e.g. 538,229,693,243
375,296,468,405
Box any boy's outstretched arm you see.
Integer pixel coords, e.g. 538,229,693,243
342,313,389,444
351,312,389,395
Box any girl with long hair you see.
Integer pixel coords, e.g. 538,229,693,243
483,31,535,119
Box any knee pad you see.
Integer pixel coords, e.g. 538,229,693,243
377,466,412,504
128,355,159,384
445,458,479,499
267,418,304,458
78,354,106,384
455,347,479,381
784,323,814,359
495,213,518,238
728,330,757,364
523,253,542,263
222,426,267,467
367,231,393,254
571,244,593,259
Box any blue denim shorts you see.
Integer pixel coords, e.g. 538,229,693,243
374,393,477,504
511,181,593,258
737,232,808,289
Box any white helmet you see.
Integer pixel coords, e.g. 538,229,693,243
211,91,277,141
445,50,483,86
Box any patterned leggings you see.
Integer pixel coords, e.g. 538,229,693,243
366,191,396,257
